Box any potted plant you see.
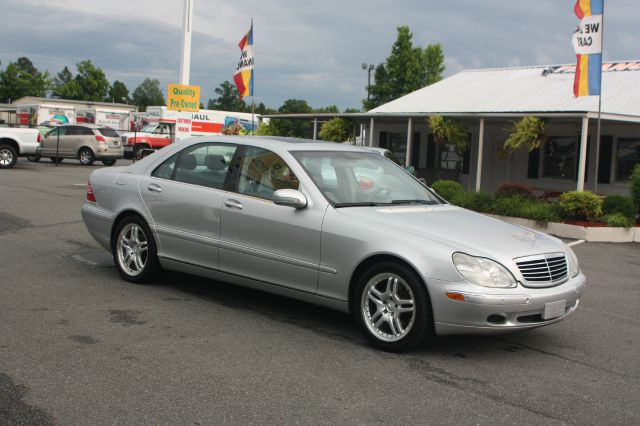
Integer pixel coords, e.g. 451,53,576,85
503,116,547,152
427,115,468,153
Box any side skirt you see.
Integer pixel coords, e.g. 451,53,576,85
158,256,350,314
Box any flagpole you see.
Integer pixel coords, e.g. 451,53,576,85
593,2,605,194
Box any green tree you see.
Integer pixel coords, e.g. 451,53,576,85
207,81,247,112
255,102,276,115
275,99,312,137
132,78,165,112
53,66,82,99
318,118,354,142
106,80,130,104
363,26,445,110
314,105,339,113
0,57,51,102
74,60,110,101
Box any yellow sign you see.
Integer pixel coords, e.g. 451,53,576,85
167,84,201,112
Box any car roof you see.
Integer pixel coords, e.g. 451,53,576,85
59,123,101,129
175,135,376,153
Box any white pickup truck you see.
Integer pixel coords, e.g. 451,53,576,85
0,127,41,169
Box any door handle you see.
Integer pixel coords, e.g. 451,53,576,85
224,199,243,209
147,183,162,193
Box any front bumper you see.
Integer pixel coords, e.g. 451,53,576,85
430,273,586,335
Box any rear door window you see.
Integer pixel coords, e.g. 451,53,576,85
151,143,238,190
99,128,119,137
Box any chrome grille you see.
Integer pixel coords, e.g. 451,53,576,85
515,252,568,287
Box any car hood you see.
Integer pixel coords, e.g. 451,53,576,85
335,204,564,260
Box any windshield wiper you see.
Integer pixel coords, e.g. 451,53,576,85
390,199,439,205
334,202,387,208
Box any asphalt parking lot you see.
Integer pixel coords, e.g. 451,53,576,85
1,158,639,425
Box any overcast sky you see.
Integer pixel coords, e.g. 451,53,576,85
1,0,638,110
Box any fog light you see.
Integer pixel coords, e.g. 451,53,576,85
446,292,465,302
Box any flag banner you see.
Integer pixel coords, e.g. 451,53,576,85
233,22,254,99
572,0,603,97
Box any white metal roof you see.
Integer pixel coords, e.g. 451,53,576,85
370,61,640,120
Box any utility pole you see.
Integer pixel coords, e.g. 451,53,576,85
179,0,194,85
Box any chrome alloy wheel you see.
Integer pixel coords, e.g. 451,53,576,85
0,147,14,166
361,273,416,342
79,149,93,165
116,223,149,276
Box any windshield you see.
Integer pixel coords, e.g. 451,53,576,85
140,123,159,133
292,151,442,207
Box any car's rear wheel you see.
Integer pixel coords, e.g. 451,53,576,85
352,261,432,352
78,148,95,166
0,144,18,169
112,216,160,284
101,159,117,166
49,157,64,163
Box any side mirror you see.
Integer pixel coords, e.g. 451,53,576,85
273,189,307,209
418,177,427,186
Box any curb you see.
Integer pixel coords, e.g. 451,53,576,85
486,214,640,243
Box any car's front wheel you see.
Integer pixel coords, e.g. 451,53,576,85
101,159,117,166
26,155,41,162
112,216,160,284
352,261,432,352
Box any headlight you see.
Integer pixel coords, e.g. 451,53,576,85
452,252,517,288
566,245,580,277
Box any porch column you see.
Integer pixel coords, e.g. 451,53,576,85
312,118,318,140
475,118,485,192
368,117,375,147
576,116,589,191
405,118,413,167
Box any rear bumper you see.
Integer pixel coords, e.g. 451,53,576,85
430,273,586,335
81,202,115,251
95,145,124,159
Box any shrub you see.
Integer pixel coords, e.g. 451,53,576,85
602,195,636,221
452,191,494,212
630,164,640,214
492,195,528,217
601,213,635,228
431,180,464,201
496,182,535,199
519,202,561,223
558,191,603,221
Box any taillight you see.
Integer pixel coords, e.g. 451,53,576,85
95,135,106,143
86,181,96,202
37,133,41,144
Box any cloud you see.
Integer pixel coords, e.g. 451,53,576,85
1,0,638,110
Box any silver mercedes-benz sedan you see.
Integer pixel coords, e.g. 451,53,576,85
81,136,586,352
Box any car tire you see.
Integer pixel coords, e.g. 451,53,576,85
133,144,149,160
352,261,432,352
112,216,161,284
78,148,95,166
26,155,41,162
0,144,18,169
49,157,64,163
101,159,117,166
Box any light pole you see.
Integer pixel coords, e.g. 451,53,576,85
362,63,375,100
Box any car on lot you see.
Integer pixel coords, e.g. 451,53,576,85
81,136,586,351
37,124,123,166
